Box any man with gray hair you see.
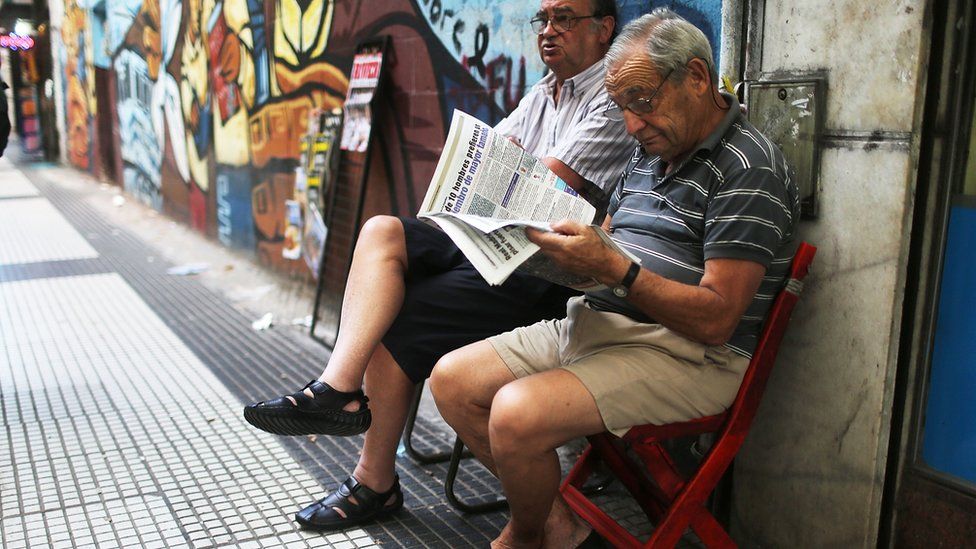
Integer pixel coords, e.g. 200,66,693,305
431,8,799,548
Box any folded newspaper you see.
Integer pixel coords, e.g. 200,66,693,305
418,110,639,289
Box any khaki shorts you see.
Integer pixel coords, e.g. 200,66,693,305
488,297,750,437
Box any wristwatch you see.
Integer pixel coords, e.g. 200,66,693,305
611,261,641,298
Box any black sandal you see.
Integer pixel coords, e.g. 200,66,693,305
243,380,371,436
295,475,403,530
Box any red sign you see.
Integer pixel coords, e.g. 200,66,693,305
0,34,34,51
347,53,382,89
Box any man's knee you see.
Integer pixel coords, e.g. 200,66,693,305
429,350,468,411
357,215,406,254
488,383,546,457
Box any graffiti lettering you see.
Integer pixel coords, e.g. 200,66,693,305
451,20,464,53
428,0,441,23
486,54,525,113
419,1,541,110
466,23,489,77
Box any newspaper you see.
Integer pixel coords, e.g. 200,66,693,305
419,110,638,289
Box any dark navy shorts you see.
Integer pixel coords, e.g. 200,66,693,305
382,217,578,383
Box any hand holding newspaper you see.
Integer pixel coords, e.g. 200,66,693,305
418,110,639,289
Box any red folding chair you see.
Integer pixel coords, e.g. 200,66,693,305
560,242,817,548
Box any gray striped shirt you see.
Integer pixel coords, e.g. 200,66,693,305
587,95,800,357
493,60,633,197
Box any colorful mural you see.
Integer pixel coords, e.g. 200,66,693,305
61,0,96,170
57,0,725,272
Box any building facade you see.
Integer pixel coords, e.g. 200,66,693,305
32,0,976,546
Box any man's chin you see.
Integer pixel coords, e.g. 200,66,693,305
640,143,667,157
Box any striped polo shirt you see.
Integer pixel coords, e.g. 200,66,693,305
493,60,634,197
587,94,800,357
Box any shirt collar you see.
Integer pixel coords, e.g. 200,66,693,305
696,92,741,152
538,60,606,101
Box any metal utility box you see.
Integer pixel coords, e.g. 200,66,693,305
745,78,826,219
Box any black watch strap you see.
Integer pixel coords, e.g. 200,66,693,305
620,261,640,289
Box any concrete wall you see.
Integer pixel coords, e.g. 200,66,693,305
731,1,926,546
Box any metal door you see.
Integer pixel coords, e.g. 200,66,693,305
882,1,976,545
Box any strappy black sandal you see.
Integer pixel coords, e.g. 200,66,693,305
243,380,371,436
295,475,403,530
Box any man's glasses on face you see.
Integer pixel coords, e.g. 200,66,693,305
604,69,674,121
529,12,599,34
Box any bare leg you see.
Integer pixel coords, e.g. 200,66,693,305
542,497,591,549
490,371,604,548
322,215,408,392
429,341,516,474
432,345,604,549
284,216,408,411
350,344,416,493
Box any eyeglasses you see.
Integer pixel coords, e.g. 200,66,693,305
604,69,674,121
529,13,600,34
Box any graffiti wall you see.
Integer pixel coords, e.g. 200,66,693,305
61,0,97,170
57,0,725,272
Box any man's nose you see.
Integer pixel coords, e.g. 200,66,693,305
540,19,559,38
623,110,646,135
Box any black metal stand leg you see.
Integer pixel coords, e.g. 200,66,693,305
444,437,508,513
308,250,328,338
402,383,472,464
442,438,614,514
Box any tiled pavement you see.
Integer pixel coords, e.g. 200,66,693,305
0,154,684,548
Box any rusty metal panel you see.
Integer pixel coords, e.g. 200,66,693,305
746,78,826,219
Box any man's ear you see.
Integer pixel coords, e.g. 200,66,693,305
599,16,615,44
685,57,713,95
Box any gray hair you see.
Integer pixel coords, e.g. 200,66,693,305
604,8,716,84
587,0,619,38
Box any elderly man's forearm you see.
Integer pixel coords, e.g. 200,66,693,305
599,258,766,347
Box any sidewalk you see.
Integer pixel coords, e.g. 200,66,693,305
0,153,673,548
0,154,513,548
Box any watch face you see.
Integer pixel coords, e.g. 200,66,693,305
612,285,628,298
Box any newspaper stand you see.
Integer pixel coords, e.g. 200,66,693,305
309,37,390,346
286,108,343,272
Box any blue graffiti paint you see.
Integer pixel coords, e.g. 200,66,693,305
115,49,162,209
192,100,214,157
246,0,271,106
106,0,144,56
440,74,499,126
89,0,112,69
417,0,543,110
615,1,722,67
216,168,257,249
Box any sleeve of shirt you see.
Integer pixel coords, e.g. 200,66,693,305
703,167,796,267
546,92,633,193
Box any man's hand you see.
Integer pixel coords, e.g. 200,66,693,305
526,220,631,286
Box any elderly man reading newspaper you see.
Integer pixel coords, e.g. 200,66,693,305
417,110,639,289
430,9,800,549
242,0,634,531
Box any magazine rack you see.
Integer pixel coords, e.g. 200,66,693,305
309,36,391,346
